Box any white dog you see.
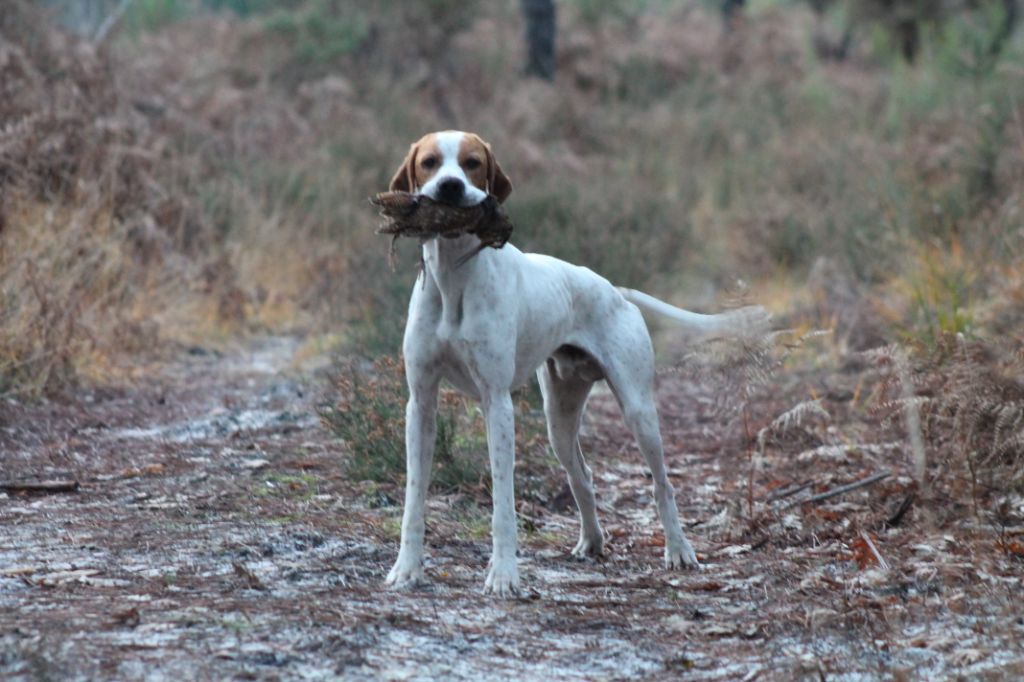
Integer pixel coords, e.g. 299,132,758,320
384,130,766,596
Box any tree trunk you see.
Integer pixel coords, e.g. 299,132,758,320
895,18,919,63
520,0,556,80
722,0,746,30
990,0,1019,58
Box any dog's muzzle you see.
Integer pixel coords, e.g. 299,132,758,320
435,177,465,205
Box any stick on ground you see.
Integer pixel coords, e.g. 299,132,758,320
783,471,891,509
859,530,889,571
0,479,80,494
766,480,813,502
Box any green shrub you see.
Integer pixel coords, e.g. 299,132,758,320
897,247,976,348
515,172,695,290
569,0,650,26
204,0,287,16
264,1,371,70
320,353,556,497
124,0,192,33
320,356,488,492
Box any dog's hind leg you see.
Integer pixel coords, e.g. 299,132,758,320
538,358,603,558
610,372,699,568
602,315,700,569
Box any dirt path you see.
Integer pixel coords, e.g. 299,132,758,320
1,337,1021,680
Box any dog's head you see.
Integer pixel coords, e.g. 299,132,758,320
389,131,512,207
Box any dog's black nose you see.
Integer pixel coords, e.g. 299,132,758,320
437,178,464,204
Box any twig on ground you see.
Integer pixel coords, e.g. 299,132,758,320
783,471,891,509
766,480,813,502
0,479,80,494
859,530,889,571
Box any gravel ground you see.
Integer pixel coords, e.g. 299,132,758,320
2,336,1022,681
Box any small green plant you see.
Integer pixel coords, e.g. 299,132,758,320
453,504,492,541
379,515,402,540
257,472,320,500
219,617,250,634
320,356,488,492
897,245,975,348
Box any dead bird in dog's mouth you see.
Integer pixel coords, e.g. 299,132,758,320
370,190,514,268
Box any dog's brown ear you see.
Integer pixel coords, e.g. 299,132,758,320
389,143,418,193
484,143,513,203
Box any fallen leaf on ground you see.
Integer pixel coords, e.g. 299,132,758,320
36,569,100,586
949,648,987,666
717,545,752,557
112,607,141,627
121,464,165,478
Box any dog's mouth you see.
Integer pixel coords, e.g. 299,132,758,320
429,195,465,208
422,179,489,208
431,194,488,209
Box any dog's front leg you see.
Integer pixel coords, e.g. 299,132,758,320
386,383,438,589
482,391,520,597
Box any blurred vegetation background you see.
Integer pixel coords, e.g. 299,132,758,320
2,0,1023,397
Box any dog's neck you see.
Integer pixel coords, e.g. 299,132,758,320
422,234,486,314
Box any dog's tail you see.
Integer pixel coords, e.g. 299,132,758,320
618,287,770,338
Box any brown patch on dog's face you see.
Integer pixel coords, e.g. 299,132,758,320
460,133,513,203
410,133,443,191
390,133,438,194
456,134,489,194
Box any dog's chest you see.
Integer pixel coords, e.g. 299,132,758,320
426,330,486,398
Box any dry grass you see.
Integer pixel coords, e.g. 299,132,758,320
874,336,1024,501
0,2,244,393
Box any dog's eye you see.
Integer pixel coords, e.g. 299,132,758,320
464,158,482,170
421,157,438,169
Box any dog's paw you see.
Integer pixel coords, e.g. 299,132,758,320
665,537,700,570
483,559,521,598
386,557,425,590
571,532,605,559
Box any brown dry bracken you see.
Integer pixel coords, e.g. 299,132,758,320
371,191,514,268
